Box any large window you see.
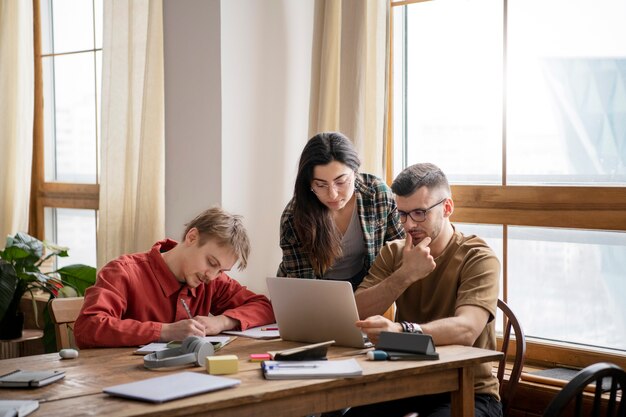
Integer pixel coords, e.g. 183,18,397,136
391,0,626,366
31,0,102,268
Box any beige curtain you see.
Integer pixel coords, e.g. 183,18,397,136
98,0,164,267
309,0,390,177
0,1,34,243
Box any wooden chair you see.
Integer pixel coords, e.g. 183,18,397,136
497,299,527,416
542,362,626,417
49,297,84,350
402,300,525,417
383,303,396,321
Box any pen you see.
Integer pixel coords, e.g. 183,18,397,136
261,327,279,331
265,364,318,369
180,298,193,319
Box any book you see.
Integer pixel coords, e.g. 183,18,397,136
268,340,334,361
133,336,233,354
103,371,240,403
0,400,39,417
261,358,363,380
0,370,65,388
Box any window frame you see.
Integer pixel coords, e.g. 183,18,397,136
388,0,626,369
29,0,100,245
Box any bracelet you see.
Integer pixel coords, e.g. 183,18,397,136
401,321,423,334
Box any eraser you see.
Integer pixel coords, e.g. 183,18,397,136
249,353,271,362
206,355,239,375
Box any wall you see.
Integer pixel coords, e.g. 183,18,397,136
163,0,223,239
163,0,315,294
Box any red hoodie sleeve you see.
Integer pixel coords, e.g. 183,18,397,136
208,274,275,330
74,261,162,348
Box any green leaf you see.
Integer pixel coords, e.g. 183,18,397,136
5,232,43,264
56,264,97,296
0,263,19,321
1,245,35,264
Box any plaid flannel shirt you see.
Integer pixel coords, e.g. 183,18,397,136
277,173,405,279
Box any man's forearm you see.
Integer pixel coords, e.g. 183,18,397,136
355,270,413,319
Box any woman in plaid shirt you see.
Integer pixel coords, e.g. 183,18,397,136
278,132,405,289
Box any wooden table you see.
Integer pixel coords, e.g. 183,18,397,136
0,337,502,417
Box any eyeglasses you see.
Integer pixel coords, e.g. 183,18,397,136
310,173,354,196
398,198,447,223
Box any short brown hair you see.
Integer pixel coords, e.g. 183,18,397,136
391,162,450,197
183,206,250,270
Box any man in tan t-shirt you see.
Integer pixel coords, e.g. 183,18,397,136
347,163,502,417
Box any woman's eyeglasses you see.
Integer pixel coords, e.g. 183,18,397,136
311,173,354,196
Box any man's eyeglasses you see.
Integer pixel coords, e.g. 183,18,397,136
310,173,354,196
398,198,447,223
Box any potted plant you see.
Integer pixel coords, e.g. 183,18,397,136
0,232,96,340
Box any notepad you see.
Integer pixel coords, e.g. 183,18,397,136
0,370,65,388
223,324,280,340
261,358,363,380
103,372,240,403
133,336,233,354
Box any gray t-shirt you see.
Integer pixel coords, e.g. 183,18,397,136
324,206,366,281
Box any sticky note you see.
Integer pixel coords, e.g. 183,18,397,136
206,355,239,375
249,353,271,362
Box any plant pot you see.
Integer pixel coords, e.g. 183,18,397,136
0,310,24,340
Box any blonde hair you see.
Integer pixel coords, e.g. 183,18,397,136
183,206,250,270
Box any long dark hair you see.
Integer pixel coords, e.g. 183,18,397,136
293,132,361,275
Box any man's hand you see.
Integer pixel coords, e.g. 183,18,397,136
160,319,205,341
356,315,403,345
195,315,239,335
397,234,436,284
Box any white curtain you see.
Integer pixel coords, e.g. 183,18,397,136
0,0,34,244
309,0,390,177
98,0,164,267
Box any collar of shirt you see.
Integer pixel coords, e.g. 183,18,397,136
148,239,198,298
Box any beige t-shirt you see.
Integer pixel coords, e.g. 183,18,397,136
358,227,501,399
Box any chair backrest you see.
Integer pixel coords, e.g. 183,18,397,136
497,299,527,416
49,297,84,350
542,362,626,417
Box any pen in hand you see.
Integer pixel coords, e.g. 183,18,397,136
180,298,193,319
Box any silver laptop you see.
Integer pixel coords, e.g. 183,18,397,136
266,277,372,348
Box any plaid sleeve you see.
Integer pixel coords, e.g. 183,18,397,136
357,174,405,272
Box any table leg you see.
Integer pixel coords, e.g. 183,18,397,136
451,366,475,417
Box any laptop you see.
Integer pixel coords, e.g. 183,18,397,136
266,277,372,348
103,372,240,403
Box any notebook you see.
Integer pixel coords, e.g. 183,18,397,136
266,277,372,348
103,372,240,403
261,358,363,380
0,370,65,388
133,336,233,354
